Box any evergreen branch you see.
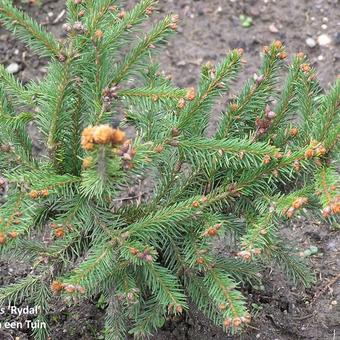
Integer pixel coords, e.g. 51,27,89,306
269,240,315,287
127,197,201,240
110,15,175,85
104,295,127,340
102,0,156,51
64,242,116,292
204,267,248,321
31,282,51,340
177,137,277,157
65,81,84,176
129,296,166,338
46,61,72,165
216,42,284,139
266,55,303,134
143,262,188,309
0,275,40,305
314,166,338,208
215,258,260,284
0,1,60,57
185,274,224,326
0,104,34,162
240,211,277,257
118,85,186,101
0,64,34,106
177,49,242,134
295,60,321,137
86,0,114,34
314,79,340,144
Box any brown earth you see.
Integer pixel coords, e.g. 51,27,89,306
0,0,339,339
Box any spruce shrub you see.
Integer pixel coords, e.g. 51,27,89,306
0,0,339,339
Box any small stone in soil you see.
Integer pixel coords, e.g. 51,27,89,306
6,62,20,74
269,23,279,33
306,37,316,48
317,34,331,46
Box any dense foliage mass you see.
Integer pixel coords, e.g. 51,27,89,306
0,0,339,339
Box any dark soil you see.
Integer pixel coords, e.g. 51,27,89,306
1,0,339,339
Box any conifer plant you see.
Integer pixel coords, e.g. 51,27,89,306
0,0,339,339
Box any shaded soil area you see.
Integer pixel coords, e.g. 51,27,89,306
0,0,339,339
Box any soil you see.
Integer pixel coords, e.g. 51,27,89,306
1,0,339,339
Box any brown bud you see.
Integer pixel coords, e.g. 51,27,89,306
62,23,72,32
286,206,295,218
293,160,301,171
118,10,126,19
237,48,244,56
146,7,154,16
263,155,271,165
279,52,287,59
51,281,64,294
169,22,177,30
322,206,331,218
301,63,311,73
155,145,164,153
77,286,86,294
207,228,218,237
83,157,92,169
64,284,76,293
237,250,252,261
263,45,269,54
223,318,232,328
265,110,276,119
29,190,39,200
176,305,183,314
59,54,67,62
196,257,205,265
230,103,238,112
192,201,200,208
315,145,327,156
297,52,305,59
233,317,242,328
177,98,186,109
40,189,49,197
129,247,138,256
292,197,303,209
171,128,180,137
171,14,179,23
274,40,283,49
305,149,314,159
122,153,132,161
0,233,6,245
289,127,298,137
8,231,18,238
274,152,283,160
272,169,280,177
55,227,65,238
186,87,196,101
253,248,262,255
94,29,104,40
145,254,153,262
332,202,340,215
73,21,85,32
215,223,222,230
